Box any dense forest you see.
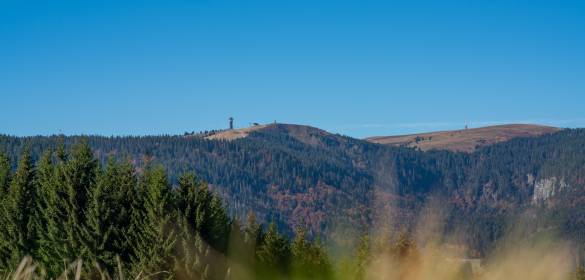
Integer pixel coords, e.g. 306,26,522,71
0,142,346,279
1,124,585,261
0,141,442,280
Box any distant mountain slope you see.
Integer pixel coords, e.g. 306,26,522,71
204,123,337,145
1,124,584,258
367,124,560,152
204,124,270,140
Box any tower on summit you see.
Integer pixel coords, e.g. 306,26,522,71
229,117,234,130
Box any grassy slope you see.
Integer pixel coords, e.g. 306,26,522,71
366,124,560,152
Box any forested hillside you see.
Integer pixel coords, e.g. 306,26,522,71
1,124,584,259
0,142,339,279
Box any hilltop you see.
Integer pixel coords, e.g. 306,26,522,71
366,124,560,152
204,123,342,147
1,124,584,258
204,123,560,153
204,124,271,140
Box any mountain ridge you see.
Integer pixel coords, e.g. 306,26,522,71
1,124,584,258
366,124,560,152
203,123,560,153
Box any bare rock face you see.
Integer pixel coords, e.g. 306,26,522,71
532,177,568,203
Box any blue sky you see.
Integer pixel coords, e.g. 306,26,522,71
1,0,584,138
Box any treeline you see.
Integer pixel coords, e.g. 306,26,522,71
0,129,375,238
2,127,585,259
0,142,336,279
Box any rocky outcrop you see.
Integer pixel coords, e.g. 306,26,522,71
532,176,568,203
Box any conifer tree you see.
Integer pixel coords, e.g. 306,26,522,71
228,212,262,279
256,223,290,276
0,143,343,279
35,142,99,275
206,196,230,252
33,149,63,274
65,140,98,220
227,218,246,266
190,179,229,252
35,150,54,201
112,158,137,261
82,157,134,273
174,172,209,279
243,212,263,255
63,141,98,261
291,228,331,280
0,152,11,271
130,165,176,276
0,152,11,198
0,149,36,267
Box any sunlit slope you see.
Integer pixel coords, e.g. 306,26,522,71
367,124,560,152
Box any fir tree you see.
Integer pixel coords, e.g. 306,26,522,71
256,223,290,276
0,149,36,267
33,149,63,274
112,158,137,262
35,141,99,276
174,172,209,279
205,196,230,252
82,157,134,273
243,212,263,254
63,141,98,262
0,152,11,198
130,165,176,277
291,228,331,280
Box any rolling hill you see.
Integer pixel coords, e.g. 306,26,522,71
367,124,560,152
204,124,270,140
1,123,584,258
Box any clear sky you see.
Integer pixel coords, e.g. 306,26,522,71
1,0,584,138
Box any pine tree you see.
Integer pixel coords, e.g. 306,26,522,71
243,212,262,249
0,152,11,198
0,143,344,279
226,219,247,274
291,228,331,280
256,223,290,276
205,196,230,252
33,149,63,274
0,149,37,267
35,141,99,276
0,151,12,271
291,227,309,272
228,212,262,280
130,165,176,277
63,141,98,262
174,172,208,279
82,157,135,273
173,172,233,279
112,158,137,262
